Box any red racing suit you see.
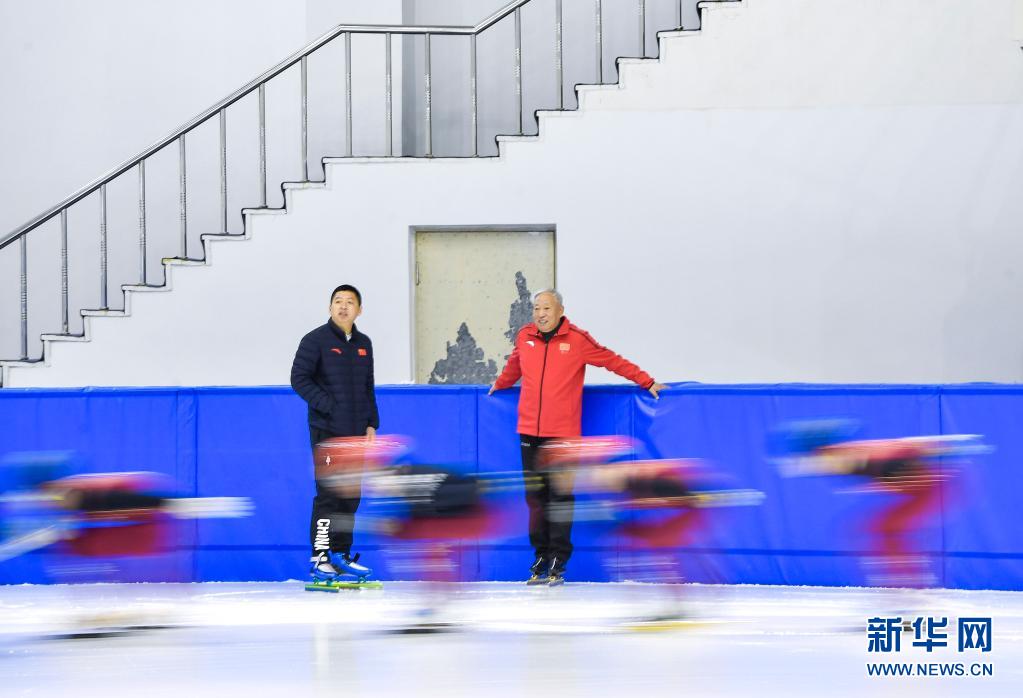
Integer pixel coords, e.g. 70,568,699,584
493,317,655,437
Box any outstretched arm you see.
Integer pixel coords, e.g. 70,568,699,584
581,333,667,399
489,342,523,395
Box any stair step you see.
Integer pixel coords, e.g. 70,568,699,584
698,0,744,10
200,233,248,242
656,29,700,40
162,257,206,266
282,181,327,191
617,57,654,67
0,359,42,368
322,157,489,168
323,157,428,165
241,207,287,216
81,309,126,318
576,83,618,94
40,333,88,342
495,135,538,144
0,359,44,388
1,359,43,387
535,109,578,120
122,283,169,293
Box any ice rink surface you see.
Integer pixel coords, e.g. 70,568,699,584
1,581,1020,697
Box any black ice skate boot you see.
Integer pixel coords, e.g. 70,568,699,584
548,557,566,587
526,555,549,585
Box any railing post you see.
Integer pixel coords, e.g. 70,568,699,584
385,33,394,157
425,33,433,157
60,208,68,334
639,0,646,57
258,82,267,207
345,32,353,157
555,0,564,110
219,108,228,233
138,160,147,285
514,7,523,134
678,0,684,29
179,134,188,258
595,0,604,83
19,235,28,360
301,55,309,180
470,33,478,156
99,184,108,309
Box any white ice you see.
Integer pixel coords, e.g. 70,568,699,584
1,581,1020,697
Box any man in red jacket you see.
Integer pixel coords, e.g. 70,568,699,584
489,289,665,585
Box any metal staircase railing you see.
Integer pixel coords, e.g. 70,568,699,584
0,0,704,378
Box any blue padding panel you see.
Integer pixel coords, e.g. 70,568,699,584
1,384,1020,589
194,387,309,549
629,386,944,587
476,387,527,582
937,387,1023,590
0,388,195,583
191,387,309,581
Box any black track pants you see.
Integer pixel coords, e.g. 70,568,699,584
520,434,574,564
309,427,363,557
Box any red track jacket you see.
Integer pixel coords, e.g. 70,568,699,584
493,317,655,437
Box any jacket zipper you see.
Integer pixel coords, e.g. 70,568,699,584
536,339,550,436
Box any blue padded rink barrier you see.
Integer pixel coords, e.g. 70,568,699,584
1,384,1022,696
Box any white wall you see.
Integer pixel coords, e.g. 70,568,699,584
0,0,402,360
6,0,1023,387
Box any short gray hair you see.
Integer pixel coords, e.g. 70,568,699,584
533,288,563,306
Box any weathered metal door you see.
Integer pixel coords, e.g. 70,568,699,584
414,229,555,384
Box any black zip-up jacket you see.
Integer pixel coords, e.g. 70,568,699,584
290,320,380,437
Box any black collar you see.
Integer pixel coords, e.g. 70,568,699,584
539,317,565,344
327,319,358,342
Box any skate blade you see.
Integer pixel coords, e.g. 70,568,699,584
622,619,713,633
525,577,549,586
387,622,458,635
305,579,383,592
47,625,175,641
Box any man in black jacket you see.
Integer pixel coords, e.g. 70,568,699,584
291,284,379,581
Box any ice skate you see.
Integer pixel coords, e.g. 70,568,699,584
526,555,548,585
306,551,382,591
547,556,566,587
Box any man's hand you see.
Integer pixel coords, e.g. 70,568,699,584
648,383,668,400
366,426,376,442
488,383,497,396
